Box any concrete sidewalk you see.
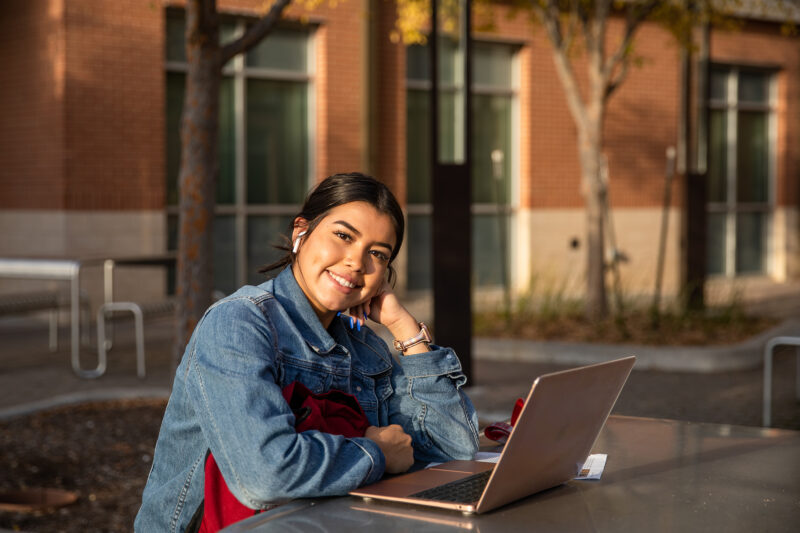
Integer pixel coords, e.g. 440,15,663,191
474,319,800,372
1,315,799,430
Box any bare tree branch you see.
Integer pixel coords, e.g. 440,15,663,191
531,0,588,131
563,0,581,52
604,0,660,99
575,0,594,50
589,0,612,90
594,0,611,48
605,55,631,98
220,0,293,65
536,0,564,50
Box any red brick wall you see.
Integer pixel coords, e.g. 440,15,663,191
467,10,682,210
0,0,66,209
310,1,366,182
1,1,796,217
604,21,681,209
63,0,164,210
470,12,798,214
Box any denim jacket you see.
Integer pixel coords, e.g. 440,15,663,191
135,267,479,532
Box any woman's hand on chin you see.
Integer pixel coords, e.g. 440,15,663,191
361,280,407,328
344,280,406,329
345,282,428,354
342,281,414,324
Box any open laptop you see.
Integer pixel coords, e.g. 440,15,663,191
349,356,636,514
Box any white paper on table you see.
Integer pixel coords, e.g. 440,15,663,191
574,453,607,480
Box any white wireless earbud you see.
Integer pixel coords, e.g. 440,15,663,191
292,231,307,254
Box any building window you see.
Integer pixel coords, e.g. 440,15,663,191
165,13,314,294
405,40,518,291
707,66,775,276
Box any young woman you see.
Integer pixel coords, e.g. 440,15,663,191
135,173,479,532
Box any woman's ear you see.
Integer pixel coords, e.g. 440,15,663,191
292,218,309,241
291,218,309,254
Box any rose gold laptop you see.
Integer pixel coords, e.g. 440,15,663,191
350,356,636,514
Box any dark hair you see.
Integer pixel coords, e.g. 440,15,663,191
259,172,405,284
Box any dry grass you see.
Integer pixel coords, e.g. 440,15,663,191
474,305,778,346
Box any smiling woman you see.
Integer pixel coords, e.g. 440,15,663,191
134,173,479,533
291,202,397,328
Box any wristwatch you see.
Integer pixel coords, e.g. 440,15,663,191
393,322,432,353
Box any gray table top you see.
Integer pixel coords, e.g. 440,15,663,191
223,415,800,532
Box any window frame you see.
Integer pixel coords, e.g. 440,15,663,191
405,39,521,290
706,64,776,277
165,15,316,291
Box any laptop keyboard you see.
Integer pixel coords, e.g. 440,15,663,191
410,470,492,503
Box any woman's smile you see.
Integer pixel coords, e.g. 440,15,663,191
326,270,361,291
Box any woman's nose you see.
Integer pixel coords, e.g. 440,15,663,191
345,248,365,271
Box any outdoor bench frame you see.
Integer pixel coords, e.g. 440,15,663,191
763,336,800,427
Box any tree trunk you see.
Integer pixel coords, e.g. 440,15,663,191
541,9,612,321
578,90,609,320
174,4,220,367
578,130,608,320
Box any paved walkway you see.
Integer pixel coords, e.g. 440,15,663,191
1,315,799,430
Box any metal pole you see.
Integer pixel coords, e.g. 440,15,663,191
430,0,473,380
70,263,81,376
104,259,115,350
652,147,677,321
491,149,510,315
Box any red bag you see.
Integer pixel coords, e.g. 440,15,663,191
194,382,370,532
483,397,525,443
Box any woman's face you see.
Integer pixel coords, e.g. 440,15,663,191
291,201,397,326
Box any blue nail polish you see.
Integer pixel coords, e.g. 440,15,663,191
350,317,354,329
363,311,367,320
336,311,341,317
357,320,361,332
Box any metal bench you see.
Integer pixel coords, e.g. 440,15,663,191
0,289,90,352
762,336,800,427
0,258,106,378
96,298,176,379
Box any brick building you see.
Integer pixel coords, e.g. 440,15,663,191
0,0,798,311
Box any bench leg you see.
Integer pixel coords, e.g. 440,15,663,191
79,293,92,348
763,337,800,427
48,308,58,352
132,306,145,379
97,302,146,379
796,347,800,402
763,346,773,427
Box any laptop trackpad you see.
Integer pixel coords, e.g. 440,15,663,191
354,461,494,498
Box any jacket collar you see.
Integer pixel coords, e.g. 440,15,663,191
271,266,338,355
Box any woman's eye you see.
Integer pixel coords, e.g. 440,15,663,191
334,231,352,242
370,250,390,263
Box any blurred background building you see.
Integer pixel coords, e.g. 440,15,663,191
0,0,798,311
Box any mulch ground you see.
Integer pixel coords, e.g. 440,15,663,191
0,399,166,533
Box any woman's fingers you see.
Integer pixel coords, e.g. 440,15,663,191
341,304,367,331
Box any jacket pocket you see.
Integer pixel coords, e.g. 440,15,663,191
278,357,333,394
352,370,392,425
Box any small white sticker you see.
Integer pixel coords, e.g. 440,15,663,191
575,453,607,480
